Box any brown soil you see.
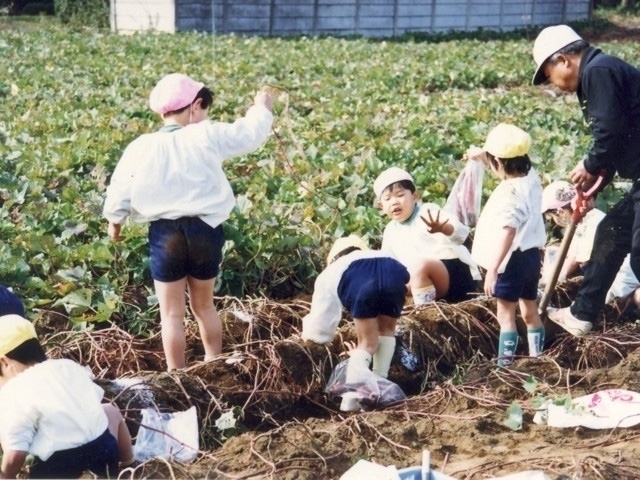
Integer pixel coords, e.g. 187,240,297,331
33,277,640,480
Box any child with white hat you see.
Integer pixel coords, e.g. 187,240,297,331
374,167,480,306
301,235,409,411
0,315,134,478
103,73,273,370
471,124,546,366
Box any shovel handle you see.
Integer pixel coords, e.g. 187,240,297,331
538,174,605,315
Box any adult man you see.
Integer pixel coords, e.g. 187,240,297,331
532,24,640,336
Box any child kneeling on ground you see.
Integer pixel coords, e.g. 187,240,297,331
470,124,546,366
301,235,409,411
0,315,134,479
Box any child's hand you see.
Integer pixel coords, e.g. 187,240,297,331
483,269,498,297
254,91,273,111
420,210,451,235
108,222,123,242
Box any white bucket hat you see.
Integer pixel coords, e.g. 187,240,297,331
532,25,583,85
327,234,368,264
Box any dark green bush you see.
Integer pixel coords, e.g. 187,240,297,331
54,0,108,27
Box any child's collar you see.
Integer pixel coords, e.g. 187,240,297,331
401,204,420,224
159,123,183,133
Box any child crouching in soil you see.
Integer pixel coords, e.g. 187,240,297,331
0,315,135,479
470,124,546,366
301,235,409,411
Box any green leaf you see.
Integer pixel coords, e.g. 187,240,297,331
503,402,523,431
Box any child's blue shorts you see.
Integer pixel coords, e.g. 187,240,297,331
493,248,542,302
337,257,409,319
0,284,24,316
148,217,224,282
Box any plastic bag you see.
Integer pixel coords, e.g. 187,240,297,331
133,406,199,463
533,389,640,429
325,359,406,409
444,157,485,227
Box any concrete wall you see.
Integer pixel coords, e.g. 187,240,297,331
111,0,592,37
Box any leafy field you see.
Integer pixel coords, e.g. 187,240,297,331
4,12,640,480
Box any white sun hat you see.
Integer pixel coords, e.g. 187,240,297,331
373,167,414,199
532,25,583,85
327,234,369,264
542,180,576,212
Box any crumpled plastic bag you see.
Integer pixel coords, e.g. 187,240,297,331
325,359,406,409
444,156,485,227
133,406,199,463
533,389,640,429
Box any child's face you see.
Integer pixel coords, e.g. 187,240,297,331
547,206,572,228
488,157,506,180
379,184,418,222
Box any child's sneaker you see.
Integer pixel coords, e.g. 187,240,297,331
547,307,592,337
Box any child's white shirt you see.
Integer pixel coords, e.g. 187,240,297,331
0,359,108,461
381,203,481,280
472,169,546,273
570,208,606,263
103,104,273,228
607,254,640,302
301,250,393,344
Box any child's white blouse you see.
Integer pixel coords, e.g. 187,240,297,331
0,359,108,461
381,203,481,280
103,104,273,229
472,169,546,273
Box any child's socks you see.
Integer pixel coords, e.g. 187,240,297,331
372,336,396,378
497,330,518,366
527,326,545,357
341,349,373,412
412,285,436,305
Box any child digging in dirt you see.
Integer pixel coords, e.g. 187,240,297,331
541,180,640,309
374,167,480,305
0,314,135,479
470,123,546,366
301,235,409,411
103,73,273,371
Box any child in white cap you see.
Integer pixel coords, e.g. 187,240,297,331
301,235,409,411
103,73,273,370
0,315,134,478
374,167,480,305
541,180,640,308
471,124,546,366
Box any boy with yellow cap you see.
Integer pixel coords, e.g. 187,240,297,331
301,235,409,411
471,124,546,366
0,315,134,478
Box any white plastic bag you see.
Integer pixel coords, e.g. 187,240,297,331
444,157,485,227
533,389,640,429
325,359,406,409
133,406,199,463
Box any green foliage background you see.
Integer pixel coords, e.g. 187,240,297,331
0,17,636,331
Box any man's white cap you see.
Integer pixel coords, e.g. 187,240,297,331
483,123,531,159
373,167,414,199
532,25,583,85
327,234,368,264
542,180,576,212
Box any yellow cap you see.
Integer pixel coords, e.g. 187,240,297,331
0,314,37,356
483,123,531,159
327,234,369,264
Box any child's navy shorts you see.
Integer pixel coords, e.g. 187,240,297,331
0,284,24,316
30,428,118,479
441,258,478,302
148,217,224,282
493,248,542,302
337,257,409,319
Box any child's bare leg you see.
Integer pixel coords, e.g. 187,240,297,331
496,298,518,366
410,259,450,303
519,298,545,357
103,404,134,465
187,276,221,361
154,278,188,370
372,315,397,378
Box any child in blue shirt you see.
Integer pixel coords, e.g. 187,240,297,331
471,124,546,366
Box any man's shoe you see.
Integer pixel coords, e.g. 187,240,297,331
547,307,592,337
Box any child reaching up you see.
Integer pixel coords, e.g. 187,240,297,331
471,124,546,366
301,235,409,411
374,167,480,305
